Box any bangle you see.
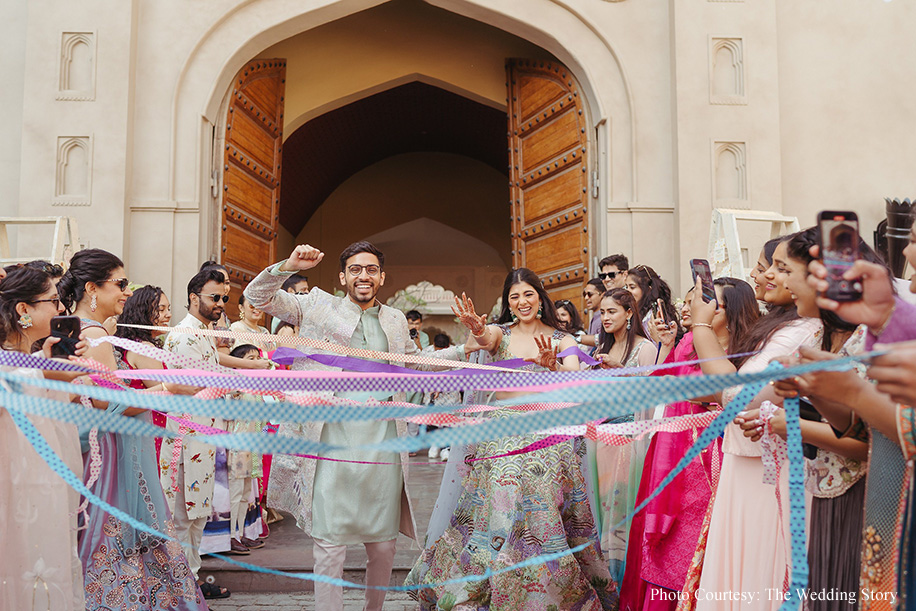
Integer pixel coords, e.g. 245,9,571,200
870,300,897,337
693,323,714,329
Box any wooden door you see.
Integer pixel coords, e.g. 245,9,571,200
220,59,286,319
507,59,590,312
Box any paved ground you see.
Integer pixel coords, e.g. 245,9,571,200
207,590,418,611
201,457,446,608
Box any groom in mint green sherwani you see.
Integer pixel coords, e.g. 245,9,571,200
245,240,464,611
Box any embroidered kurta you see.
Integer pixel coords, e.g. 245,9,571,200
311,305,403,545
0,366,85,611
864,296,916,611
160,312,221,521
245,262,465,544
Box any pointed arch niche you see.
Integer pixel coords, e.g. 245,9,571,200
54,136,92,206
709,37,745,105
712,141,748,206
58,32,96,101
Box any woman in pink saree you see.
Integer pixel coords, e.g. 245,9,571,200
619,278,759,611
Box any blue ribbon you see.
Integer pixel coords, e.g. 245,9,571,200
6,361,817,602
781,395,808,610
0,355,868,461
6,405,595,591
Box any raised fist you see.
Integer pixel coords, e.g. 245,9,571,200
281,244,324,272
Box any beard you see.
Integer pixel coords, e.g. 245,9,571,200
198,301,224,322
346,278,379,304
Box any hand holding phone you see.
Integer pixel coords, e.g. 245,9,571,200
655,298,669,325
689,259,717,304
50,315,81,357
817,211,862,302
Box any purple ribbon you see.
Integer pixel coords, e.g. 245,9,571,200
0,350,94,372
271,345,599,372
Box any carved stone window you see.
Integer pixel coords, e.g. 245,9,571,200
58,32,96,101
54,136,92,206
710,37,746,105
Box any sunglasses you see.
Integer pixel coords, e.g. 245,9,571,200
100,278,131,291
196,293,230,304
555,300,572,307
598,271,621,281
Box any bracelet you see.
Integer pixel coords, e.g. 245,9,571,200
693,323,714,329
870,300,897,337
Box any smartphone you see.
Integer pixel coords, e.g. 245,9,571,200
50,315,81,357
817,211,862,302
655,298,669,325
689,259,717,304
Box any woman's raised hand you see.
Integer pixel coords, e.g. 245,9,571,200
452,293,487,337
655,317,677,348
525,334,559,371
689,277,718,326
807,248,895,332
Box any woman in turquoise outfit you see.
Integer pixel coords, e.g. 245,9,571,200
58,249,209,609
405,268,617,611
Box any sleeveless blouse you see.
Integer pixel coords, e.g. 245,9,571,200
493,323,567,365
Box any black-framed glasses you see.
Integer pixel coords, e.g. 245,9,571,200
346,264,380,277
29,297,61,309
582,291,598,298
598,271,620,281
196,293,230,304
100,278,131,291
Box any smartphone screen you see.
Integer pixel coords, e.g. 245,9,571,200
690,259,717,304
50,315,81,357
817,211,862,302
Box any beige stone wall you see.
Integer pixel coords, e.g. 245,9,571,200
0,0,29,224
1,0,914,302
776,1,916,235
16,0,136,262
258,0,554,133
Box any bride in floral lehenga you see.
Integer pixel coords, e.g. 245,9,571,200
405,268,618,611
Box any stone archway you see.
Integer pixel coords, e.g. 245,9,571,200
127,0,634,301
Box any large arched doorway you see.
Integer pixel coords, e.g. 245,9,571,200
202,0,627,319
277,80,511,313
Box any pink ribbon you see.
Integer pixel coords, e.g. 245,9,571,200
469,412,719,461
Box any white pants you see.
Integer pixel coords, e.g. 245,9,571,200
229,477,251,540
171,464,207,579
312,538,397,611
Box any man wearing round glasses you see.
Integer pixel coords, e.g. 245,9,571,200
245,241,464,611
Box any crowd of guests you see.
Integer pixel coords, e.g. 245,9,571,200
1,219,916,611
